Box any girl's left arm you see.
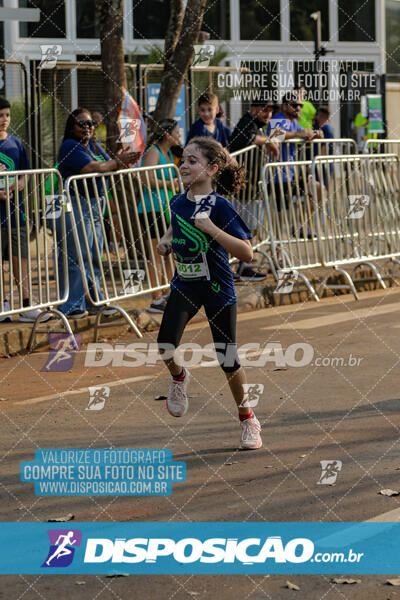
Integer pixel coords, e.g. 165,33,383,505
194,214,253,262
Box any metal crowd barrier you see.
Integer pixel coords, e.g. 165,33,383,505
0,168,77,349
311,153,400,297
293,138,357,161
230,144,276,277
64,163,183,341
261,159,320,300
365,139,400,158
261,154,400,300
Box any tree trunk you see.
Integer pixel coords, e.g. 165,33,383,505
152,0,206,122
96,0,127,156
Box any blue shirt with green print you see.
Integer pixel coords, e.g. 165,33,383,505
169,191,252,306
0,134,30,226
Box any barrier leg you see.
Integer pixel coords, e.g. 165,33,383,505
27,309,79,352
296,272,320,302
317,267,359,300
351,261,386,290
254,248,277,279
93,304,143,342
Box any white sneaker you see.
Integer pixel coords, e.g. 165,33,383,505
19,308,52,323
166,369,190,417
240,414,262,450
0,300,12,322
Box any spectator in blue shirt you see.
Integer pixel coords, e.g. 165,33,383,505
0,97,51,323
186,92,230,147
315,106,334,155
267,92,322,164
57,107,140,319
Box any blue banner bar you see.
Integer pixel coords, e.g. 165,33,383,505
0,522,399,574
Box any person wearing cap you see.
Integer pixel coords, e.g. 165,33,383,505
229,100,280,157
267,92,323,162
229,100,281,281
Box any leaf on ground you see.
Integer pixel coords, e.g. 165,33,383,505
154,395,167,401
386,578,400,586
224,462,238,466
286,580,300,590
75,581,86,585
379,489,399,496
47,513,74,522
331,578,361,584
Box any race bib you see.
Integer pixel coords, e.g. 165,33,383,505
174,251,210,281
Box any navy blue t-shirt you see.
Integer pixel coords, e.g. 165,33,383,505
186,118,230,148
58,138,110,197
169,191,252,306
0,134,30,226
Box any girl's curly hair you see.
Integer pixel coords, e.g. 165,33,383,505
186,137,246,196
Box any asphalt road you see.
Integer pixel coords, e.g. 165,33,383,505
1,287,400,599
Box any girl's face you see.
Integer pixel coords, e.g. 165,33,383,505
179,144,216,187
166,124,181,146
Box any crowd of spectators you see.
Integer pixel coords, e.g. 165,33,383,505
0,88,334,319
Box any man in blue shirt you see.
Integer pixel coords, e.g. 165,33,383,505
266,93,322,211
267,92,322,164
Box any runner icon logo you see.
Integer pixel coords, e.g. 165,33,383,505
193,45,215,67
240,383,264,408
121,269,145,294
41,334,81,372
39,45,62,69
347,195,370,219
274,269,299,294
86,386,110,411
317,460,342,485
42,529,82,568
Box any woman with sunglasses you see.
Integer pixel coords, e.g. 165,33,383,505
57,107,140,319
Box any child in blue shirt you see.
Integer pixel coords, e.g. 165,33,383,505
0,97,50,323
156,137,262,450
186,92,230,148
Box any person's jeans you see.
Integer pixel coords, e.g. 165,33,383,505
57,195,105,315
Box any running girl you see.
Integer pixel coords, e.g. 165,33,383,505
156,137,262,449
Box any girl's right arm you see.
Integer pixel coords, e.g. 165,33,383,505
157,225,173,256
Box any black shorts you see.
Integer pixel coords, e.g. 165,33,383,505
1,225,29,260
157,288,241,373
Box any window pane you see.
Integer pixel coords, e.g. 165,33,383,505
133,0,170,39
76,0,99,38
386,0,400,78
290,1,329,41
240,0,281,41
202,0,230,40
19,0,66,38
338,0,375,42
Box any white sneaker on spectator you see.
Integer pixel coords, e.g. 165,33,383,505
19,308,52,323
67,309,88,320
240,414,262,450
0,300,12,322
